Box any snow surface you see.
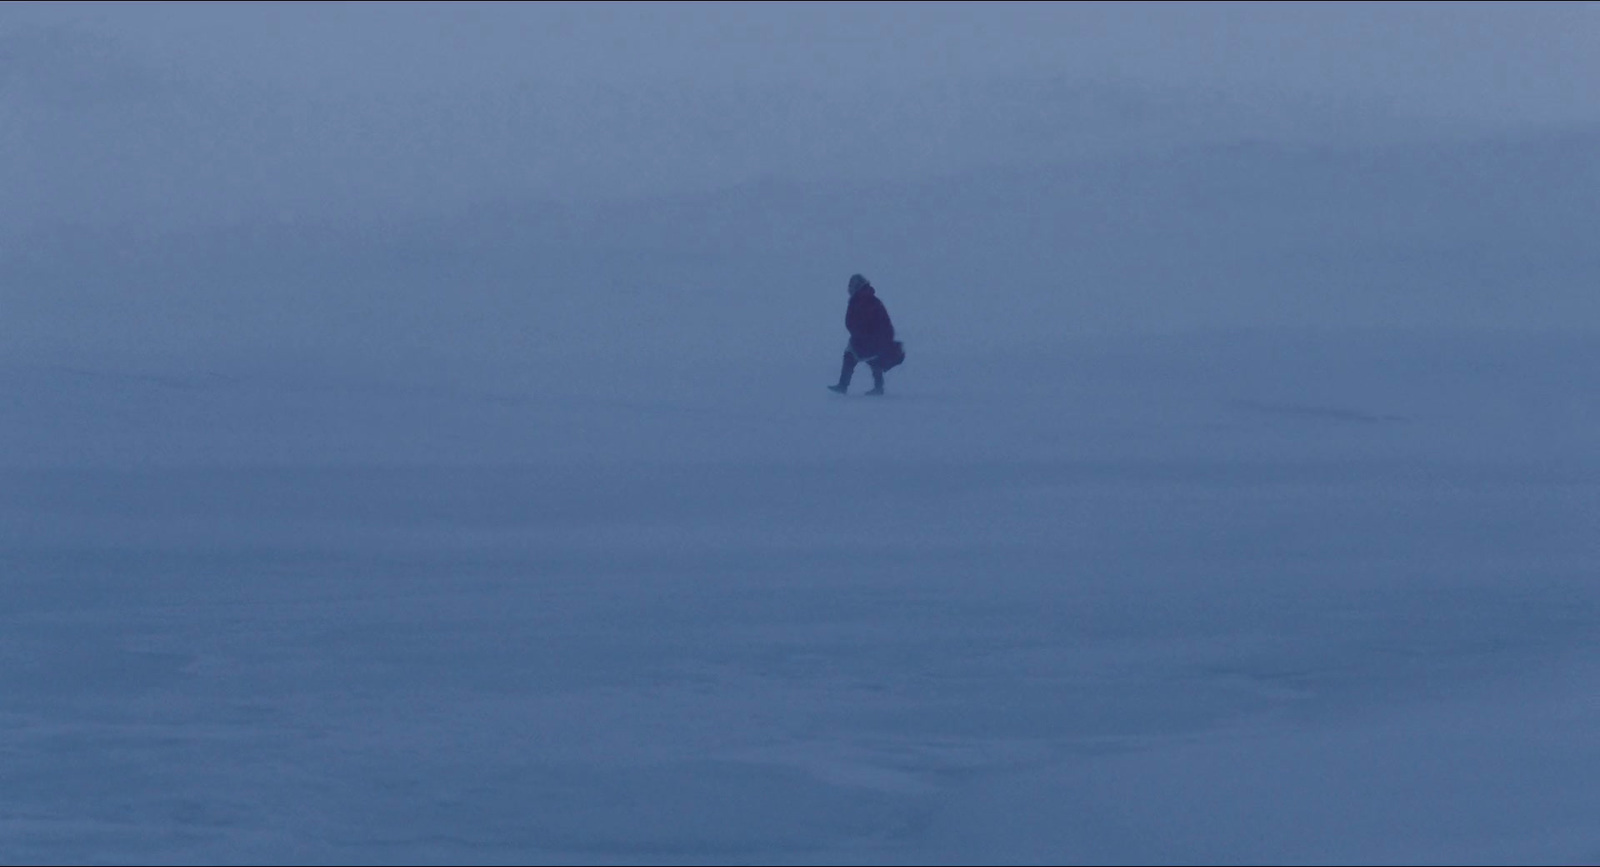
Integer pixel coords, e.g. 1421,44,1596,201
3,330,1599,865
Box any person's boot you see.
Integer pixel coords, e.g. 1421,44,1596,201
864,368,885,396
828,352,854,394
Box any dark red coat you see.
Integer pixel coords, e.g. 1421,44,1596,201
846,286,895,357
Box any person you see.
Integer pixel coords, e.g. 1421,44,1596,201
829,273,902,396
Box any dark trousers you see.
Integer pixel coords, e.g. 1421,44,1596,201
836,349,885,392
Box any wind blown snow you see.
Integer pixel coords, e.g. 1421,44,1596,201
3,330,1598,865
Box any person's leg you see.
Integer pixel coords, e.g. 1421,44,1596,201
866,364,886,395
829,350,859,393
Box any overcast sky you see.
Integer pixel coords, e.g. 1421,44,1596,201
3,1,1598,359
12,1,1599,110
5,1,1598,227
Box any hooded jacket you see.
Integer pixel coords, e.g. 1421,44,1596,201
846,281,895,358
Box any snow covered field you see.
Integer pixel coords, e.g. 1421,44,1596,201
4,330,1597,865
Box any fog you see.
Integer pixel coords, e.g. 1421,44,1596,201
4,4,1600,865
4,1,1598,363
